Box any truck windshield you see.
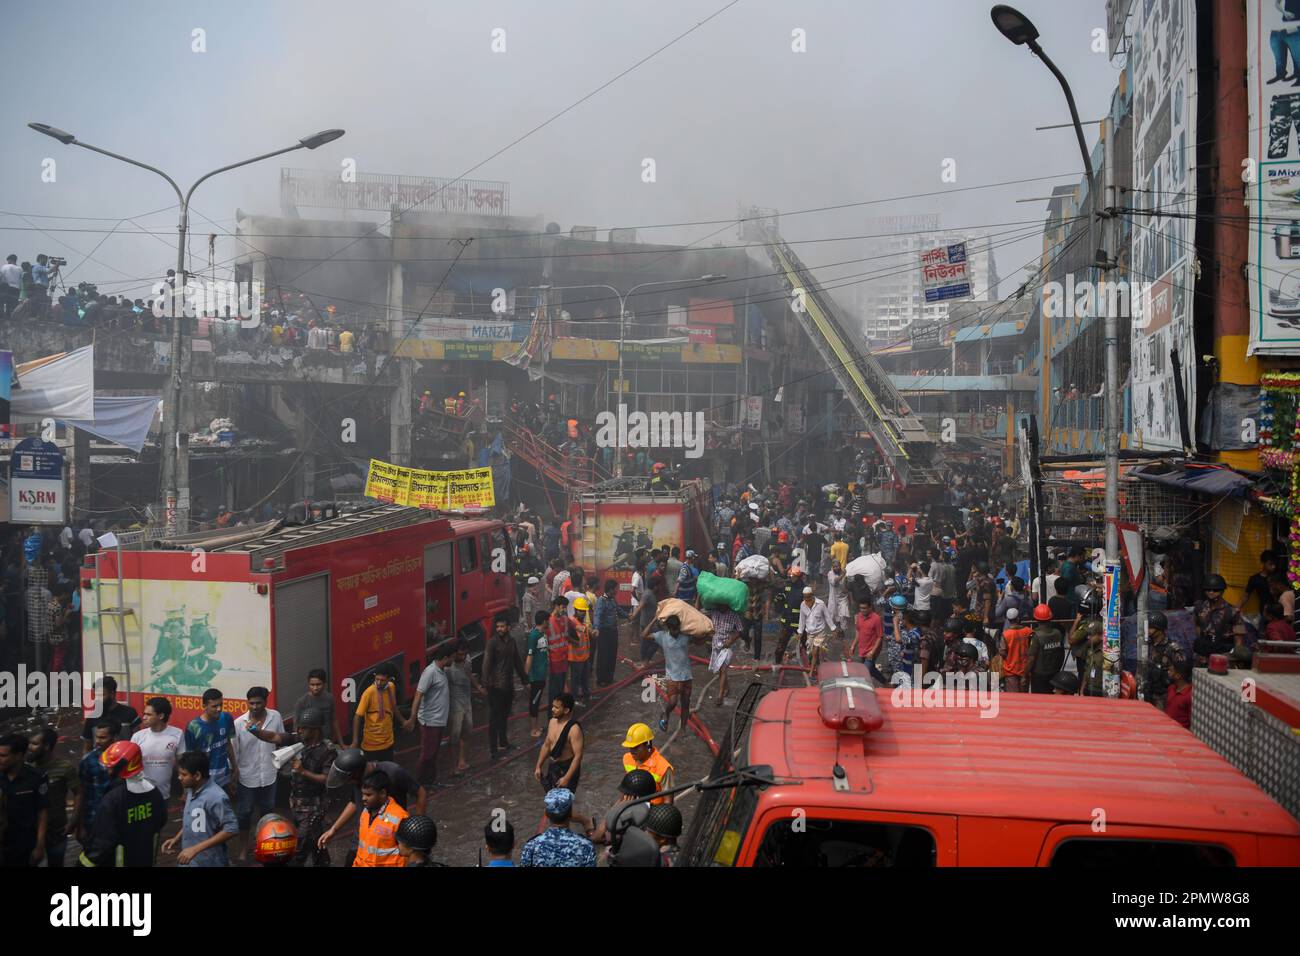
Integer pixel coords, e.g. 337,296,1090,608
678,680,768,867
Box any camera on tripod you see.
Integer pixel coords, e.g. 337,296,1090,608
46,255,67,268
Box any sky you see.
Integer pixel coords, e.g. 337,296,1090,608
0,0,1123,312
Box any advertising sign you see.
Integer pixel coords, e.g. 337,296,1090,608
742,397,763,431
9,436,65,524
1130,0,1198,446
1103,561,1122,699
1248,0,1300,354
0,350,11,440
363,460,495,510
920,243,972,303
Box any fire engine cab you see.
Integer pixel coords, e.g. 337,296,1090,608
677,661,1300,866
80,504,517,732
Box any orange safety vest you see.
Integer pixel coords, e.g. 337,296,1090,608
569,620,591,663
353,797,408,867
623,748,674,804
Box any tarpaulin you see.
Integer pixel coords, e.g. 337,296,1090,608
1129,462,1253,498
61,394,161,453
11,345,94,421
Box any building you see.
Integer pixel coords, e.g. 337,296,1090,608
857,217,1000,342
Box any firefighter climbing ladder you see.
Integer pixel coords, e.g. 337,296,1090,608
753,216,940,491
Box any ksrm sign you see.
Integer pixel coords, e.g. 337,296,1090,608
9,437,66,524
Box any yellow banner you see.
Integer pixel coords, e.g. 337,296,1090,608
364,460,495,510
363,459,411,503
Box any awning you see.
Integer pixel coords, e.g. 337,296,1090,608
1129,462,1253,498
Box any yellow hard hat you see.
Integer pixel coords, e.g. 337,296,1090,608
621,723,654,748
573,597,590,612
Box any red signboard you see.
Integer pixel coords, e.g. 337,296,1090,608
688,297,735,326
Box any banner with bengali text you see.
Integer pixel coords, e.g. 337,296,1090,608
364,459,495,509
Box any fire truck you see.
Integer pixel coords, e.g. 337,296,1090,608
568,477,713,605
673,663,1300,866
80,504,517,731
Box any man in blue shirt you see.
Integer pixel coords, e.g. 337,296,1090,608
520,788,595,867
641,614,694,734
74,722,114,843
163,751,238,866
183,689,238,791
484,818,516,866
593,579,621,687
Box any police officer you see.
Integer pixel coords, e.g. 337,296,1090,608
0,732,48,866
1144,611,1186,710
645,803,684,866
245,708,336,866
396,814,445,867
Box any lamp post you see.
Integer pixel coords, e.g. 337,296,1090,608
29,124,344,535
538,274,726,476
991,5,1121,695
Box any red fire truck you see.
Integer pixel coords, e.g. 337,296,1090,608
676,663,1300,866
568,477,713,605
80,504,517,731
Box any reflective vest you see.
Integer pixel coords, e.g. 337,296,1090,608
354,797,408,867
623,748,674,805
569,620,591,663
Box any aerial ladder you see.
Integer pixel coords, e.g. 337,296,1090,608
751,213,941,496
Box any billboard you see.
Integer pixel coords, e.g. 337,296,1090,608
921,243,972,303
1248,1,1300,354
1129,0,1197,448
9,437,65,524
0,350,10,440
572,502,687,604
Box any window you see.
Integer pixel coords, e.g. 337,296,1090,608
1050,839,1235,867
753,819,937,867
458,536,477,573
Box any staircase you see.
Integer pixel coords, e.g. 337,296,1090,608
498,416,604,490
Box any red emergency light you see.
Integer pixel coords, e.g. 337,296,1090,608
817,660,882,734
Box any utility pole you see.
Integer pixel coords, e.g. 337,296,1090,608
990,6,1120,695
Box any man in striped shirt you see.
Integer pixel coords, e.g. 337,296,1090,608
706,607,743,706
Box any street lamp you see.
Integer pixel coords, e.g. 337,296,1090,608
30,123,345,535
991,4,1121,694
537,274,727,475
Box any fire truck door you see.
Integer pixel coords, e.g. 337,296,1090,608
424,542,454,649
272,575,330,718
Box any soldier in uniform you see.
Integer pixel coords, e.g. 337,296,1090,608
244,708,337,866
1143,611,1186,711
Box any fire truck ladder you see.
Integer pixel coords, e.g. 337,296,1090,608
757,222,940,490
90,536,136,698
229,504,443,567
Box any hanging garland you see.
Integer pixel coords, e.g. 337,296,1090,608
1258,372,1300,584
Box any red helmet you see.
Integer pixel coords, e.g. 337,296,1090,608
100,740,144,778
1032,604,1053,622
253,813,298,865
778,531,789,542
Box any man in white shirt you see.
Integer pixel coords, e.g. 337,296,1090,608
59,526,74,550
78,527,95,548
913,562,934,612
130,696,185,800
797,587,835,673
0,254,21,320
232,686,284,863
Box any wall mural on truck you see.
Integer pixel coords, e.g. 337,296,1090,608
84,579,271,699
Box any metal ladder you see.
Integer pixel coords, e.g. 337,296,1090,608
580,504,598,567
91,537,134,698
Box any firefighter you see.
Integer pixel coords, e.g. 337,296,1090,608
252,813,298,866
419,390,433,414
443,393,458,415
772,567,806,665
456,391,467,416
78,741,168,868
244,708,336,866
396,814,446,867
620,723,675,805
351,770,408,867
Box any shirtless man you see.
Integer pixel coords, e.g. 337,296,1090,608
533,692,584,794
